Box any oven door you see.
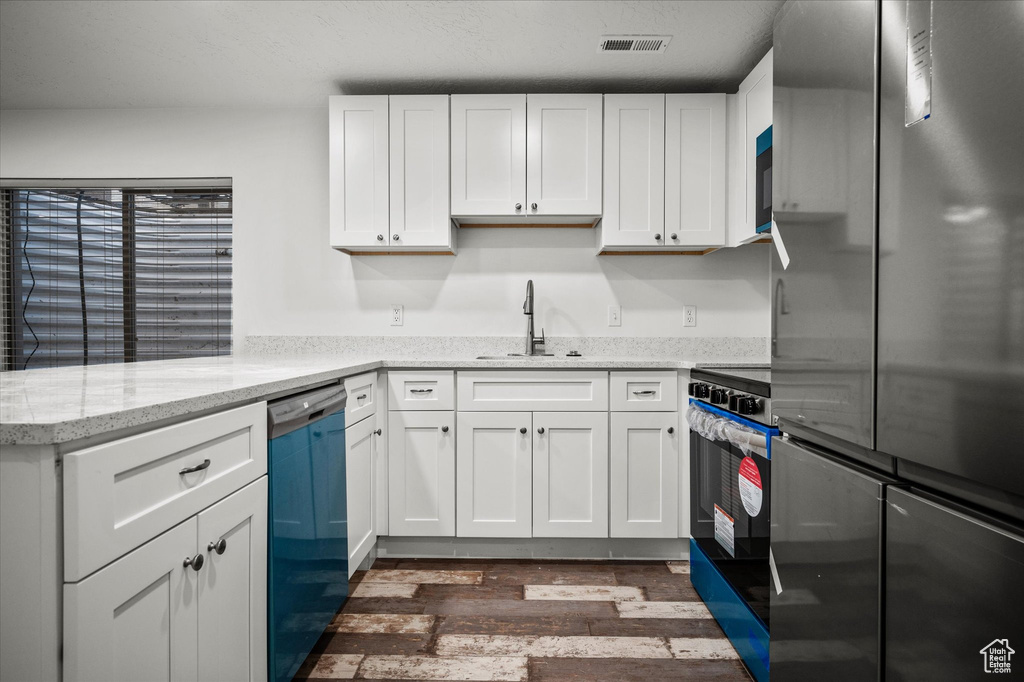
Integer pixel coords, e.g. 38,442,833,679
689,401,775,561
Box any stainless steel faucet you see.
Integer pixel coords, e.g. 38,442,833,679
523,279,547,355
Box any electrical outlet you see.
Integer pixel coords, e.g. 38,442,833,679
684,305,696,327
608,305,622,327
390,304,403,326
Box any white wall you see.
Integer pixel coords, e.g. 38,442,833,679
0,107,770,342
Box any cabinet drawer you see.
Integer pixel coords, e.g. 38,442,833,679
389,371,455,410
344,371,377,425
63,402,267,582
457,371,609,412
610,371,678,412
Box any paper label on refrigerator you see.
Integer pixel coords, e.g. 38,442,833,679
738,456,764,517
905,0,933,126
714,504,735,557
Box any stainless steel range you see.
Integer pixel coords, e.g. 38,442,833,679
686,366,776,682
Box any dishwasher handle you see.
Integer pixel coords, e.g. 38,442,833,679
268,383,348,439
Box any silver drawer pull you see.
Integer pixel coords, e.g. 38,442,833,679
632,390,657,396
179,459,211,475
357,393,368,400
410,388,434,394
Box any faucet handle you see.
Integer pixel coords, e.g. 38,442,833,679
537,328,546,347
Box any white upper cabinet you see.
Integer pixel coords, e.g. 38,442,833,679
526,94,603,217
727,49,773,246
451,94,527,217
389,95,452,248
329,95,390,249
452,94,602,221
330,95,453,252
665,93,727,247
601,94,666,248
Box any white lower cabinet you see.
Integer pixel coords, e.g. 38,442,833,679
64,477,268,682
388,410,456,536
346,415,377,574
532,412,609,538
456,412,533,538
610,412,679,538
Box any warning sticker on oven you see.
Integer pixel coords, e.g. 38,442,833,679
714,504,735,557
738,456,764,517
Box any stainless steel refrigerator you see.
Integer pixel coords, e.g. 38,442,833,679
770,1,1024,679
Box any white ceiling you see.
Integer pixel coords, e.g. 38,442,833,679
0,0,783,110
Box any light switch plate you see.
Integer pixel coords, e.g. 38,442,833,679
608,305,621,327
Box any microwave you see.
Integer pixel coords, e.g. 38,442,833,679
755,125,772,233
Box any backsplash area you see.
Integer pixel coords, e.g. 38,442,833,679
240,335,768,362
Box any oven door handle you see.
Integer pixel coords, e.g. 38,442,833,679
686,403,771,458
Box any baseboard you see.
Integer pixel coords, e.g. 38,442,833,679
376,536,690,561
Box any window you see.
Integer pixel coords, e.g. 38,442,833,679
1,184,232,371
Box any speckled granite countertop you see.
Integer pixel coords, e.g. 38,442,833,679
1,353,705,446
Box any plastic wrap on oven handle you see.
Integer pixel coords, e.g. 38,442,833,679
686,403,769,458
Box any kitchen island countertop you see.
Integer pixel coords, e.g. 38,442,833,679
1,353,707,446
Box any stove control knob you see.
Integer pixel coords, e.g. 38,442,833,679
689,383,710,399
710,388,728,405
737,397,760,416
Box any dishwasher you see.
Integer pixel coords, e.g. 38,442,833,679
267,383,348,682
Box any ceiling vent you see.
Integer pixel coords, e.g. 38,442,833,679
598,35,672,54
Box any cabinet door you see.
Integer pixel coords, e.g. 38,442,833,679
456,412,533,537
389,95,451,247
602,94,666,247
665,94,726,247
388,411,456,536
533,412,608,538
610,412,678,538
64,519,199,682
728,49,773,247
346,416,376,574
197,478,268,682
329,95,390,248
526,94,603,216
451,94,526,216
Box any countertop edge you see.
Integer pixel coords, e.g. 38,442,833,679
1,357,706,446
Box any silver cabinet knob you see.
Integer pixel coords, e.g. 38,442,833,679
207,539,227,555
392,234,400,241
531,203,538,210
441,425,449,433
184,553,205,571
515,203,522,211
654,234,663,241
670,233,678,240
520,427,527,434
375,428,382,436
667,427,675,434
377,234,384,242
537,427,545,434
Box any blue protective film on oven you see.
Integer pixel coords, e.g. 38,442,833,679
688,399,780,458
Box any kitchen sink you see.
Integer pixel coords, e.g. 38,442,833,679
475,353,558,360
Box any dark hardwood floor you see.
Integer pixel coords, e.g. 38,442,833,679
294,558,752,681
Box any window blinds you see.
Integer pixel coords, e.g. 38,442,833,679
2,186,231,370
